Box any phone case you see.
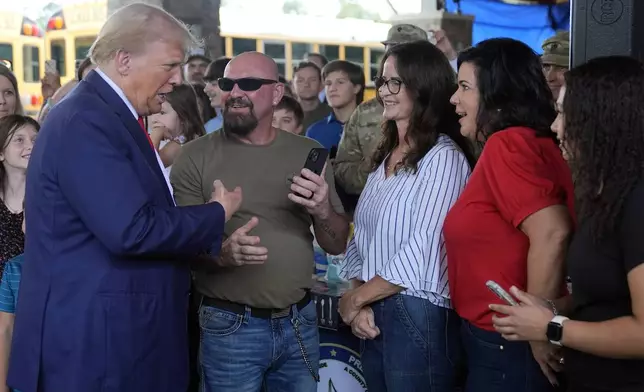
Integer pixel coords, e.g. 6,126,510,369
486,280,519,306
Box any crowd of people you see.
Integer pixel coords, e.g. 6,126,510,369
0,2,643,392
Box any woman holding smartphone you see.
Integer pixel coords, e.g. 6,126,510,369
491,56,644,392
444,38,575,392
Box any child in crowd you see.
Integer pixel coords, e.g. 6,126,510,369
0,204,24,392
272,95,304,135
305,60,364,152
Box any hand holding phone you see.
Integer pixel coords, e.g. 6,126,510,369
486,280,519,306
45,59,57,75
292,147,328,199
288,147,332,218
427,30,437,45
303,147,328,176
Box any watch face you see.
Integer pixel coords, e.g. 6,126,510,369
547,321,563,342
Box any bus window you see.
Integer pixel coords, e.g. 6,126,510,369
75,36,95,62
319,45,339,61
22,45,40,82
369,48,385,79
0,44,13,70
291,42,312,66
345,46,364,67
50,40,66,76
263,42,286,76
232,38,256,56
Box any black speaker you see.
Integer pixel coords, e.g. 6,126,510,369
571,0,644,67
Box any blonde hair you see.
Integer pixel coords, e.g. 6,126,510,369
89,3,200,65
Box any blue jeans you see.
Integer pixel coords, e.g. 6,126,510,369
198,300,320,392
361,294,462,392
461,320,555,392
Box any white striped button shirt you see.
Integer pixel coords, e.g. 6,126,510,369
339,134,471,308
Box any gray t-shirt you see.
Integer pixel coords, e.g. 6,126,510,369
171,129,344,308
302,102,332,133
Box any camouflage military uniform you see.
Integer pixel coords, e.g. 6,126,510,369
334,98,383,194
334,24,429,194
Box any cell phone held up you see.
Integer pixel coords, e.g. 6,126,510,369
303,147,328,176
486,280,519,306
45,59,57,75
292,148,328,199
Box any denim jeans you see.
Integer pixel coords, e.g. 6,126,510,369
198,300,319,392
361,294,462,392
461,320,556,392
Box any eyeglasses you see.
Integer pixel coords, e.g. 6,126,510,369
374,76,403,95
217,77,278,92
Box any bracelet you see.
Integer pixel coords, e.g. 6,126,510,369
171,135,187,145
546,299,558,316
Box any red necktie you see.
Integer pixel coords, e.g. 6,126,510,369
137,116,155,149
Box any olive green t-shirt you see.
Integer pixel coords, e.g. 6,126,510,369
170,129,344,308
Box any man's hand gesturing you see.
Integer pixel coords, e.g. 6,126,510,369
218,217,268,267
209,180,242,222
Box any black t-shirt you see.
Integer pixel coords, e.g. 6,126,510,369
564,181,644,392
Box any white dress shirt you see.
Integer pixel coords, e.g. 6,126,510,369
95,68,175,202
339,134,471,308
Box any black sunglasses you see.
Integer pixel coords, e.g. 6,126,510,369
217,77,278,92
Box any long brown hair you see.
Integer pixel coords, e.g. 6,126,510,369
372,41,475,172
165,83,205,142
564,56,644,242
0,65,23,116
0,115,40,196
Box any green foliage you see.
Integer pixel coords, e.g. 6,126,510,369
337,0,379,20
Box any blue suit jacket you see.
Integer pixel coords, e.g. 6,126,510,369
8,71,225,392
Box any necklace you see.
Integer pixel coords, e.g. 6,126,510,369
386,159,401,172
386,145,409,173
1,192,23,214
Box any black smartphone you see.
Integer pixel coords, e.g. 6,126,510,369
303,147,328,176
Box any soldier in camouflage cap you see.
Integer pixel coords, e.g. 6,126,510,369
381,24,431,47
541,30,569,100
335,24,451,202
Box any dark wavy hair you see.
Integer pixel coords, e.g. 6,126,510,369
563,56,644,241
457,38,556,146
0,115,39,196
0,65,22,116
165,84,205,142
372,40,475,172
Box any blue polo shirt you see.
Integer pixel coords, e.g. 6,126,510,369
204,107,223,134
305,113,344,151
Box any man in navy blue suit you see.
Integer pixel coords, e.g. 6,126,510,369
7,3,238,392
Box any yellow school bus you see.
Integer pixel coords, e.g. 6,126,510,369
45,1,389,100
0,8,46,116
44,1,106,85
219,8,389,100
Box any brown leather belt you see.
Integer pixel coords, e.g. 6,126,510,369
201,291,311,320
